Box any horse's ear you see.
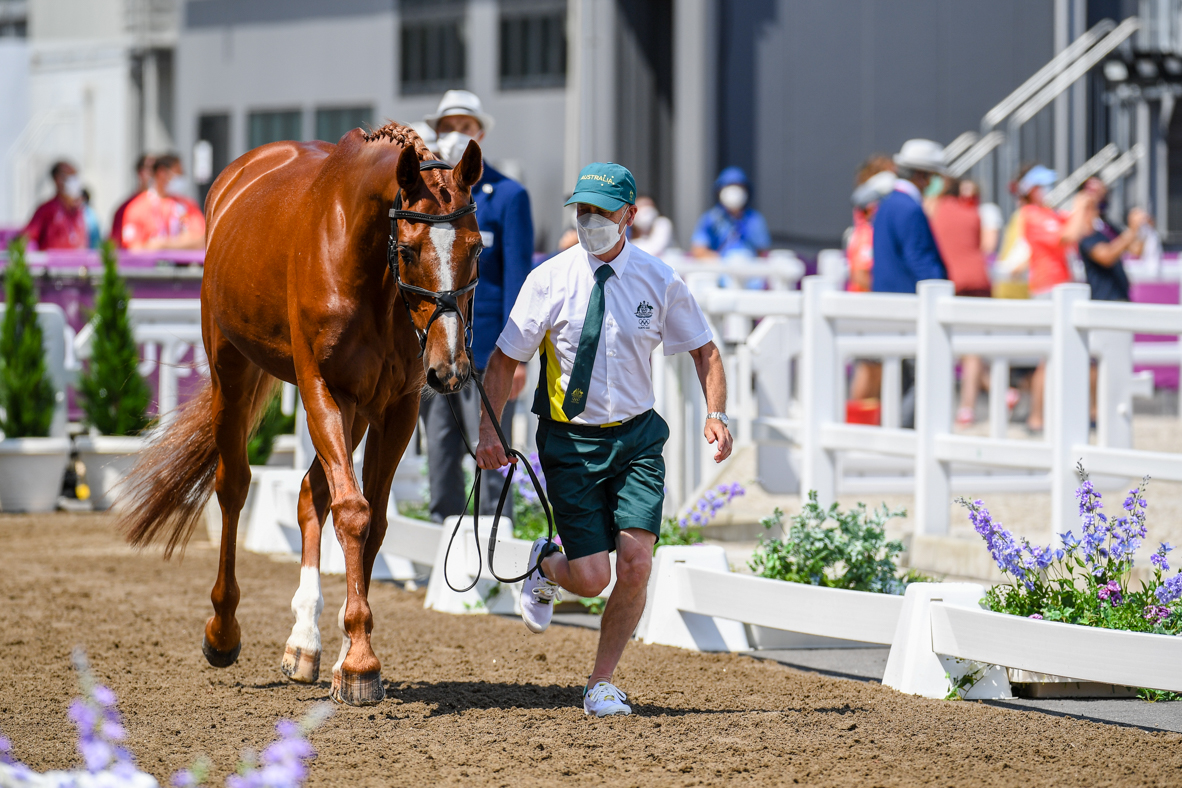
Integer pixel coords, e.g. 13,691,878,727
395,144,421,194
453,139,483,192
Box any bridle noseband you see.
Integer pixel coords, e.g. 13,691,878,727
387,159,479,358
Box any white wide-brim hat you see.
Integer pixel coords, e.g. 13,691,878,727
893,138,948,175
425,89,496,133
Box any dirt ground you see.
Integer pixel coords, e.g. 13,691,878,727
2,513,1181,787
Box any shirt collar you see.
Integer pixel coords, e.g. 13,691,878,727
585,238,632,279
893,178,922,204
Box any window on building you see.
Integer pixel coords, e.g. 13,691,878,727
400,0,466,95
0,0,27,37
315,106,374,143
196,113,230,209
499,0,566,90
248,110,302,149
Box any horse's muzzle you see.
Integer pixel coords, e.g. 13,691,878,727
425,362,470,394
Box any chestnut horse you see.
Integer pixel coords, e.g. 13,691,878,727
120,123,483,705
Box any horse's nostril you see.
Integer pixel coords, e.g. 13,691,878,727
425,367,443,391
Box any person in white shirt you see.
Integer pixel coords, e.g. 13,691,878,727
475,162,732,717
630,195,674,257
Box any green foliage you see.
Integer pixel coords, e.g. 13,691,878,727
247,389,296,465
657,515,703,547
748,491,918,594
0,237,56,438
578,596,607,615
78,241,151,436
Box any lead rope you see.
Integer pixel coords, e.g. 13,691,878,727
437,369,557,593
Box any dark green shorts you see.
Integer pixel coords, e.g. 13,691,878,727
535,409,668,561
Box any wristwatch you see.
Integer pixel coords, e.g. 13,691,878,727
706,411,729,426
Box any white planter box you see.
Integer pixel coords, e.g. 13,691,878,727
74,435,146,511
0,436,71,512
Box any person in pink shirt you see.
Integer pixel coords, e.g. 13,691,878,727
120,154,206,251
22,161,88,250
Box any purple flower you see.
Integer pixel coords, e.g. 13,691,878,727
1156,572,1182,605
1152,542,1173,572
1028,613,1043,620
1143,605,1171,624
1097,579,1123,607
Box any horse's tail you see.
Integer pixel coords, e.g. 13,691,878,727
119,377,279,558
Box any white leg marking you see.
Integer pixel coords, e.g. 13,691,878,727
286,565,324,654
332,599,351,676
427,222,461,359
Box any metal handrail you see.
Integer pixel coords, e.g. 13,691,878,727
941,131,979,164
981,18,1117,131
1099,142,1147,184
1045,143,1119,208
948,131,1004,177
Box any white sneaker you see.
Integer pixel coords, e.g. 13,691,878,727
520,537,562,634
583,681,631,717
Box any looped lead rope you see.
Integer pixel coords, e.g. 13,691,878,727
388,157,556,594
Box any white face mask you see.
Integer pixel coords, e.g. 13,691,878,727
166,174,189,196
719,184,748,212
576,211,625,256
438,131,476,168
63,175,83,200
634,204,658,233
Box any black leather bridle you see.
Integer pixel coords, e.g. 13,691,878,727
387,159,479,359
387,158,557,590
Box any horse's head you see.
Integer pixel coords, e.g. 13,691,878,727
391,140,484,394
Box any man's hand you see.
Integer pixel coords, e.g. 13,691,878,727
475,348,521,470
1128,207,1150,232
705,419,733,463
476,423,515,470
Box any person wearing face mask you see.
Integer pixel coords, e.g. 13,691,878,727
629,195,674,257
120,153,206,251
419,90,535,522
110,154,155,249
690,167,771,259
475,162,731,718
22,161,88,250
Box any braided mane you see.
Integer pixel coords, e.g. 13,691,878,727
363,121,435,160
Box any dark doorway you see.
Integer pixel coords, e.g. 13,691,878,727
196,113,230,210
614,0,673,216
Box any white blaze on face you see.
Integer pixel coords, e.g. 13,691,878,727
286,565,323,654
427,221,459,358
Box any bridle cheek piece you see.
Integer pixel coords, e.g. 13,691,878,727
387,159,479,359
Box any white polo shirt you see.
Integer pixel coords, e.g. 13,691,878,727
496,240,713,426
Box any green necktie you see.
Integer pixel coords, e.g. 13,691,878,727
563,263,615,420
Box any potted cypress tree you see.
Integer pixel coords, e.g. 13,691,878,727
75,240,153,510
0,237,71,512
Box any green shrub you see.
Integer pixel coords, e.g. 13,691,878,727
247,389,296,465
748,491,920,594
78,241,151,436
0,237,56,438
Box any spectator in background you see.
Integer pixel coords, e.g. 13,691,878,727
930,177,994,425
871,139,947,294
121,154,206,251
1078,177,1146,303
690,167,771,258
846,159,895,404
419,89,533,522
80,188,102,248
22,160,87,250
110,154,154,248
630,195,674,257
1015,165,1091,433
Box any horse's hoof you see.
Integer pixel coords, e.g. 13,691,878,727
280,645,320,684
202,635,242,668
331,669,384,706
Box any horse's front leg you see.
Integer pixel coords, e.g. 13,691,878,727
298,375,383,705
281,418,369,684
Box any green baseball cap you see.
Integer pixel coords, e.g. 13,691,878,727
564,162,636,212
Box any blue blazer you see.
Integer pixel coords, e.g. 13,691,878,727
871,190,947,293
472,164,534,370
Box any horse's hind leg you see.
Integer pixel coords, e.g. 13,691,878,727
203,335,270,668
281,417,368,684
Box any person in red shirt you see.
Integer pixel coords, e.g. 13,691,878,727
22,161,88,250
110,154,155,249
121,154,206,251
1013,165,1091,432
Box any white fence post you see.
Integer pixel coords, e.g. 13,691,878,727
1050,284,1092,535
800,276,837,505
749,316,798,494
914,280,955,537
988,358,1009,440
1089,329,1134,449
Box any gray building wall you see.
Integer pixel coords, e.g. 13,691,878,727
717,0,1057,248
176,0,568,249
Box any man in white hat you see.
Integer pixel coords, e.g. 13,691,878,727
419,90,535,523
871,139,948,294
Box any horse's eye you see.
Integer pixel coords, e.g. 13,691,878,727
398,245,416,265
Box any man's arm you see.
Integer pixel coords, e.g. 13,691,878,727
1086,208,1147,266
902,208,947,282
688,341,733,463
475,347,522,469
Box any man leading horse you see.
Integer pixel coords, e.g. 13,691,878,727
476,162,733,717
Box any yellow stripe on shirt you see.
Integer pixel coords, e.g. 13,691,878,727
542,331,570,423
